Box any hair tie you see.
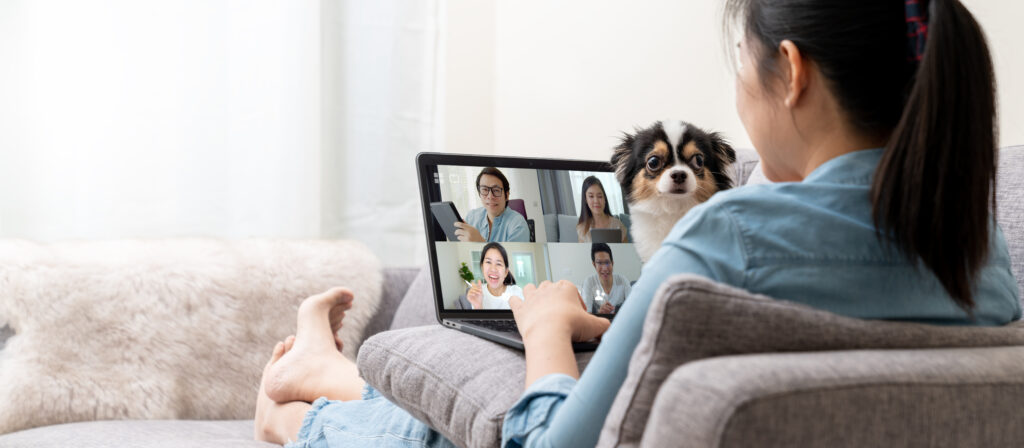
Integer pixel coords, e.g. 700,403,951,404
906,0,929,62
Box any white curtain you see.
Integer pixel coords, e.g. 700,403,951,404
0,0,439,267
320,0,439,267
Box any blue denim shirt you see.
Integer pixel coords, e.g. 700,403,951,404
465,206,530,242
501,148,1021,447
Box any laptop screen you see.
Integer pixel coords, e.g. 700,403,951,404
417,153,644,317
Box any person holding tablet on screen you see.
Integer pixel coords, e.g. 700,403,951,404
454,167,530,243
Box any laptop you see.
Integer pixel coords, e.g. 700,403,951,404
416,152,647,351
590,228,623,243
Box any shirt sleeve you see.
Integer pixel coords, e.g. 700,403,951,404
501,202,747,448
508,213,531,242
580,275,596,313
617,276,632,309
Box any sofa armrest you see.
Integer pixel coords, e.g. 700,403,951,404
643,346,1024,448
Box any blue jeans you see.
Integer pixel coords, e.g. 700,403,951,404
285,385,458,448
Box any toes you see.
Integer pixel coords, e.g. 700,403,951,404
270,342,285,363
283,335,296,353
323,287,355,306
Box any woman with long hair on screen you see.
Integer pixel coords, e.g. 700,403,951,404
576,176,627,243
464,242,523,310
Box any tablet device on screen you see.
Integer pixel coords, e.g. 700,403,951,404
430,201,463,242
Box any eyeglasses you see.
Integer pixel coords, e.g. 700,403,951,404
595,260,613,267
478,186,505,197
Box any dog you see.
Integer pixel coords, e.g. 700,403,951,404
612,120,736,261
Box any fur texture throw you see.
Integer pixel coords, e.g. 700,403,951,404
0,239,382,435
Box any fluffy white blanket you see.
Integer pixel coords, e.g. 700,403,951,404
0,239,381,434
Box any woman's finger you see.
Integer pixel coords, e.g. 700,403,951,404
508,295,524,311
523,283,536,294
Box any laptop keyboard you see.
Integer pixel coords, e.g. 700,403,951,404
463,319,519,333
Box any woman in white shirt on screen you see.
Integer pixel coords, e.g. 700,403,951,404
466,242,524,310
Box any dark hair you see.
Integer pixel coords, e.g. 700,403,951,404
591,243,613,263
480,242,515,285
476,167,511,206
577,176,613,229
725,0,997,311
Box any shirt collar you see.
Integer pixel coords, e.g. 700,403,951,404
803,148,884,185
492,207,511,224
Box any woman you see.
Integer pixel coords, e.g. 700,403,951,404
575,176,627,243
454,167,530,243
464,242,524,310
253,1,1020,447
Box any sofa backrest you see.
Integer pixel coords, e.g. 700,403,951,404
996,145,1024,302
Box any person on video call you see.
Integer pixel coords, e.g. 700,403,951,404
454,167,530,243
464,242,524,310
581,243,631,314
576,176,627,243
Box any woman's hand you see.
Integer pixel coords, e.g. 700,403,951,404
509,280,611,343
454,221,485,242
598,301,615,314
466,280,484,309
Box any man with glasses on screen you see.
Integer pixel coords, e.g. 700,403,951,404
454,167,530,243
581,243,631,314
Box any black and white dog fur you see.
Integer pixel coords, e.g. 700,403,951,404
612,120,736,261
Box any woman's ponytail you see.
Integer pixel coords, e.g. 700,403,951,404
871,0,998,311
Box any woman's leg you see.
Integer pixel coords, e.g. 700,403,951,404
264,287,367,404
255,341,313,444
255,287,370,443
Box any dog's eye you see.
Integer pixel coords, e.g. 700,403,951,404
646,156,662,171
691,154,705,169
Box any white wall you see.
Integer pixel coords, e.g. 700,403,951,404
444,0,1024,161
964,0,1024,149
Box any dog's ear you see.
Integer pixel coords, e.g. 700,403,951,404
708,132,737,189
709,132,736,164
611,132,635,186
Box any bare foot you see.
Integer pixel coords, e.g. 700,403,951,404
264,287,366,403
254,341,286,440
282,333,344,355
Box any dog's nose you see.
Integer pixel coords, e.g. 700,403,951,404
671,170,688,184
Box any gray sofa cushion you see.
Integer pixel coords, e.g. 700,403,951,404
730,147,761,187
644,346,1024,448
365,266,424,337
0,419,272,448
388,267,439,330
357,325,593,448
996,145,1024,301
597,274,1024,448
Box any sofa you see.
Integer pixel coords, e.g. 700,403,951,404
1,146,1023,447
